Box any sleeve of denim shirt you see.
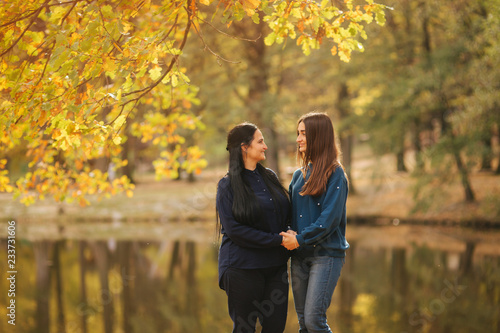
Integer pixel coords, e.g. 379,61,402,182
217,178,283,248
295,169,348,246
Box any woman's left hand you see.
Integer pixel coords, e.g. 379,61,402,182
280,232,299,250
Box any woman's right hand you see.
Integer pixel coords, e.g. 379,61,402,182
280,232,299,250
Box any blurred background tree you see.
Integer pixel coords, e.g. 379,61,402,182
0,0,387,205
1,0,498,214
194,0,499,214
345,0,500,210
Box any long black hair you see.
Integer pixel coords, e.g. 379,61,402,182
216,123,289,236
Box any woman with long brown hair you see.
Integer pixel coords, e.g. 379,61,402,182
281,112,349,333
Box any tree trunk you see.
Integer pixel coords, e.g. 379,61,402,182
120,119,136,183
264,121,281,179
413,119,424,170
119,241,135,333
340,134,355,193
53,240,66,333
185,241,198,316
404,0,415,64
496,119,500,175
79,241,88,333
337,82,355,193
391,248,408,299
421,0,432,67
232,13,281,177
480,136,492,171
423,0,475,203
34,241,51,333
339,242,355,330
453,148,475,202
391,247,409,331
168,240,182,280
396,149,407,172
460,241,475,277
91,241,114,333
396,130,407,172
92,106,113,173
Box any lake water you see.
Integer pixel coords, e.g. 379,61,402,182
1,222,499,333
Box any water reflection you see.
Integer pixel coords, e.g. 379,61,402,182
1,224,499,333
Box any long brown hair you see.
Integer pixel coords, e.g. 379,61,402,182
297,112,343,196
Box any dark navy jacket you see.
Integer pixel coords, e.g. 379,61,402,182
216,167,290,289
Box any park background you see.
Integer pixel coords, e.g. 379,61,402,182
0,0,499,332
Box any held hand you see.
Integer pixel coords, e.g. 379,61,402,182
279,232,299,250
286,229,297,235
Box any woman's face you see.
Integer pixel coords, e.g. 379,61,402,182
243,129,267,164
296,121,307,153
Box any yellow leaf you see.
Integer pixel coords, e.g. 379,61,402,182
79,197,90,207
113,136,122,145
241,0,261,15
122,22,133,34
171,74,178,87
113,114,127,132
1,100,12,108
102,59,117,72
76,159,85,170
149,66,162,81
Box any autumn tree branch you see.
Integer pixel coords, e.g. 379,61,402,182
0,1,49,57
109,5,194,126
99,7,124,54
192,18,242,65
158,14,179,45
28,41,57,100
196,15,261,42
60,1,78,26
0,2,47,28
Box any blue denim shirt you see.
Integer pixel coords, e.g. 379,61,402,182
289,165,349,258
216,167,290,289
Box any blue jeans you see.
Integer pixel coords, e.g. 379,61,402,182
291,256,344,333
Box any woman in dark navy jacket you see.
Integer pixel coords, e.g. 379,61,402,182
216,122,291,333
281,112,349,333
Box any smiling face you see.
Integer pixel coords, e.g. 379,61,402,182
242,129,267,168
296,121,307,153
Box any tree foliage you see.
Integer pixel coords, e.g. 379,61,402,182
0,0,387,205
341,0,500,207
263,0,499,212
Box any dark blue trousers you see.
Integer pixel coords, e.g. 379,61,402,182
222,264,289,333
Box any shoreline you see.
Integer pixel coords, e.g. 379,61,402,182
1,163,499,227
